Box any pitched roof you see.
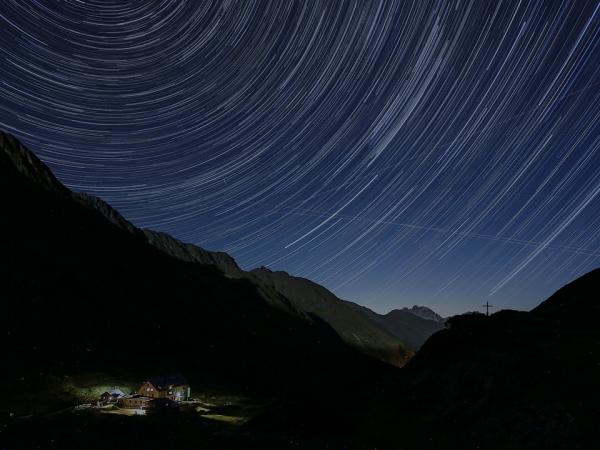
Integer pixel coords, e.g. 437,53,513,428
146,374,188,390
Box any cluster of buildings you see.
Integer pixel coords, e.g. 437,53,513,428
99,374,190,413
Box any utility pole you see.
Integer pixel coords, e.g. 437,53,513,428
482,301,494,316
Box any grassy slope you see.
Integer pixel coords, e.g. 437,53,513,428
249,268,412,366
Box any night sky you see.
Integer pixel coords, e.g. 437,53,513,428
1,1,599,316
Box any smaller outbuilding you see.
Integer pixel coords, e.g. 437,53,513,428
99,388,125,405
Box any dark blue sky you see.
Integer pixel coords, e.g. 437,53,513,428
1,1,599,316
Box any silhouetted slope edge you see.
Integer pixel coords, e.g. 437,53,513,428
0,132,68,194
0,131,386,395
372,268,600,449
142,228,243,276
0,131,410,366
253,268,599,449
531,267,600,321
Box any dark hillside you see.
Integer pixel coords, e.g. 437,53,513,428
0,131,411,367
252,269,600,449
346,301,445,349
0,132,382,396
362,269,600,450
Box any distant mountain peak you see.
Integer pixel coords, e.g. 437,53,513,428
345,301,445,349
397,305,444,323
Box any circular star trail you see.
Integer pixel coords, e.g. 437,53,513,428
1,0,599,315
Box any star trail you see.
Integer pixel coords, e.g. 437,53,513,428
1,0,599,315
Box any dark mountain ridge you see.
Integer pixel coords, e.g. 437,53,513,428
369,269,600,449
0,131,389,395
254,267,600,449
0,132,69,194
0,131,410,367
3,130,599,449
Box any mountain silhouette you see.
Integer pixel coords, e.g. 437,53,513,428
0,131,411,369
387,271,600,449
0,131,391,396
2,130,598,449
249,267,411,365
252,268,599,449
346,301,446,349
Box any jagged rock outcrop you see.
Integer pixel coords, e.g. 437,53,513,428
73,193,140,235
141,229,243,276
0,132,68,194
400,305,444,322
